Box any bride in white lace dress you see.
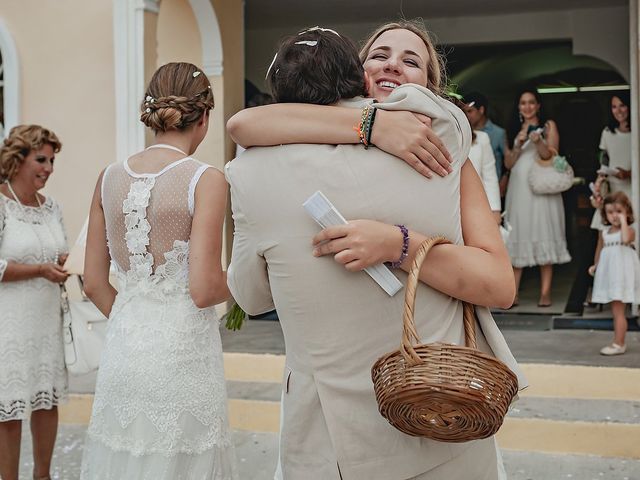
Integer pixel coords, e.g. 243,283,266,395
80,62,237,479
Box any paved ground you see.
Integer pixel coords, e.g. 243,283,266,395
218,319,640,368
32,320,640,479
18,426,640,480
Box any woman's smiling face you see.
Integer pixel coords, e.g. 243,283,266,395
363,28,430,101
611,96,629,127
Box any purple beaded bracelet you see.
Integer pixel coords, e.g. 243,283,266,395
390,224,409,268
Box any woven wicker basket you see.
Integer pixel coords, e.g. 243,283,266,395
371,236,519,442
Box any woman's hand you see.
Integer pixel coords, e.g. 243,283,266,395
58,253,69,266
529,130,543,143
371,110,453,179
590,195,602,209
39,263,69,283
588,265,596,277
514,128,528,147
312,220,402,271
614,167,631,180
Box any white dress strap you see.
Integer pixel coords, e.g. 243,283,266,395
188,163,213,216
101,164,114,206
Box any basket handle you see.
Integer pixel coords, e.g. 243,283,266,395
400,237,478,366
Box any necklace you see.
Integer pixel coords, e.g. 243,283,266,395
6,181,60,264
5,181,39,207
145,143,188,155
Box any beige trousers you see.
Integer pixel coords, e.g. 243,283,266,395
408,438,506,480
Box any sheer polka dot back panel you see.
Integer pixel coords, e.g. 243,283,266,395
101,159,209,273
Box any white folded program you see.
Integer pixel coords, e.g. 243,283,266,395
303,191,403,297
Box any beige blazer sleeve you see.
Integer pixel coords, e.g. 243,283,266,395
225,163,275,315
374,84,472,164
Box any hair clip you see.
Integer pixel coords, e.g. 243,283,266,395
299,26,339,36
265,52,278,79
193,71,202,78
145,108,151,113
295,40,318,46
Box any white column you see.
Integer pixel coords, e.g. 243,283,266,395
0,18,19,136
630,0,639,249
113,0,150,160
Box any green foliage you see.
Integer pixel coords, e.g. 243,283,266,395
224,302,246,331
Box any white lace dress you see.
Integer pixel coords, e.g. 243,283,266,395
80,156,237,479
505,139,572,267
0,194,68,421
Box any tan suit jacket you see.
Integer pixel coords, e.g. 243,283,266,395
227,85,526,480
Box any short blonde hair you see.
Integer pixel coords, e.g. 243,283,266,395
359,19,446,96
0,125,62,182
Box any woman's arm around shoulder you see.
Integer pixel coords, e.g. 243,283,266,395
84,169,117,317
227,103,452,178
189,167,231,308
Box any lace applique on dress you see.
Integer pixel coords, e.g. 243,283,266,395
123,178,155,283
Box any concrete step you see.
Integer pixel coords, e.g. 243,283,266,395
18,426,640,480
60,353,640,461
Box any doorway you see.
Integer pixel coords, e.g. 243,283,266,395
446,40,628,315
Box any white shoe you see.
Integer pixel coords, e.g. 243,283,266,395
600,343,626,355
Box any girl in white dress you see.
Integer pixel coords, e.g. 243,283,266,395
80,62,237,479
0,125,68,480
589,192,640,356
504,89,571,307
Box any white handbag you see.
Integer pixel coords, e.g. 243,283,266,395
528,154,574,195
61,281,108,376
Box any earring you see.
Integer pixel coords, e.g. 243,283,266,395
519,113,524,124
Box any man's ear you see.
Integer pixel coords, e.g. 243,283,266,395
479,106,486,116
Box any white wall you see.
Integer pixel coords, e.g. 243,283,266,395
245,6,629,91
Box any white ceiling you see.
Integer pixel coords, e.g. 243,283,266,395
245,0,627,29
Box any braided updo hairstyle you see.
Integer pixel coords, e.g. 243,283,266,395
140,62,214,132
0,125,62,182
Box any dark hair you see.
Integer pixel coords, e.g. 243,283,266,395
464,91,489,114
452,97,477,143
606,91,631,134
140,62,214,133
0,125,62,182
601,191,634,226
507,87,547,147
247,92,274,108
267,27,366,105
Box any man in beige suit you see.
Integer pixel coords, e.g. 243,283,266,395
226,29,524,480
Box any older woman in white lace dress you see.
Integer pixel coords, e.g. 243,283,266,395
0,125,69,480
